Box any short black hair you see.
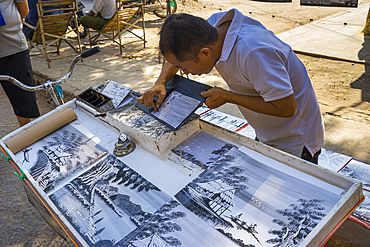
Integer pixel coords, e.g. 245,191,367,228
159,13,218,62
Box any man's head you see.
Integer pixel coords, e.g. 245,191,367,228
159,13,219,75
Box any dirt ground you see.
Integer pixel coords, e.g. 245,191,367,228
1,0,370,246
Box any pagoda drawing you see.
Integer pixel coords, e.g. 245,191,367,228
186,179,236,223
30,143,72,190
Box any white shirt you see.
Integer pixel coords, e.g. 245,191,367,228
0,0,28,58
92,0,116,19
207,9,324,157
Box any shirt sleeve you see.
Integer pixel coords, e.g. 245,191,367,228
244,46,294,102
91,0,103,14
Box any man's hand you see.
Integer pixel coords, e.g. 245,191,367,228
138,83,166,110
201,87,229,109
201,87,297,117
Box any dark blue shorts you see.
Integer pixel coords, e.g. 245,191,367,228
0,50,40,118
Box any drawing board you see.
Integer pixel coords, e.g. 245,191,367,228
136,75,212,130
175,147,344,246
49,154,172,246
0,99,365,246
339,159,370,191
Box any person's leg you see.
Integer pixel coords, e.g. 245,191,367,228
16,116,32,127
301,146,321,165
0,50,40,127
80,15,110,30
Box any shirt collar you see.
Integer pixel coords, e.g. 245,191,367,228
216,9,243,62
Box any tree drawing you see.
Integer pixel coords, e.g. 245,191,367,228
29,129,101,192
62,155,165,245
176,153,249,229
208,143,236,163
228,213,261,244
340,165,370,190
106,163,161,193
266,198,326,246
172,143,236,168
117,199,186,247
352,199,370,223
217,228,255,247
198,154,249,192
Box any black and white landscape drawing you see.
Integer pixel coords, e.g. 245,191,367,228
110,101,173,139
16,124,106,193
117,199,237,246
49,154,172,246
317,148,352,173
300,0,357,7
172,131,236,168
175,148,343,246
100,80,131,108
152,91,201,129
339,159,370,191
352,190,370,224
195,106,249,132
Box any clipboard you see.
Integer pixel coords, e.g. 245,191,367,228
136,75,212,131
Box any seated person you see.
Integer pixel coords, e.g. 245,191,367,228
80,0,115,30
23,0,62,40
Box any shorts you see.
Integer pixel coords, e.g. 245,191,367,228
0,50,40,118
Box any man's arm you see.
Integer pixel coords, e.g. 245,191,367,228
201,87,297,117
15,1,29,20
138,61,179,110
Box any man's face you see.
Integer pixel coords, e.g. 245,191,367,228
164,51,215,76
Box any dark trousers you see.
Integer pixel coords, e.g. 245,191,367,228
255,137,321,165
301,146,321,165
0,50,40,118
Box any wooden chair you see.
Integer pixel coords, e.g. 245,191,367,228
87,0,146,54
23,0,82,68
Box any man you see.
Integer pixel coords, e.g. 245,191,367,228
80,0,115,30
138,9,324,164
0,0,40,127
22,0,61,40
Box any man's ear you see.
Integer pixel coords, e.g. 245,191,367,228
200,47,212,57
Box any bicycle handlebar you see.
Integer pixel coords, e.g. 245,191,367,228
0,47,101,106
0,46,101,112
0,75,49,92
81,46,100,58
1,46,101,91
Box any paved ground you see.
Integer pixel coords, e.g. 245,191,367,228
1,0,370,246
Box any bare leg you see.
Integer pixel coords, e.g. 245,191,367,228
16,116,32,127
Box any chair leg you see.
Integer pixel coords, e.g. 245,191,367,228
57,39,62,55
87,28,92,48
141,6,146,49
41,38,51,68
